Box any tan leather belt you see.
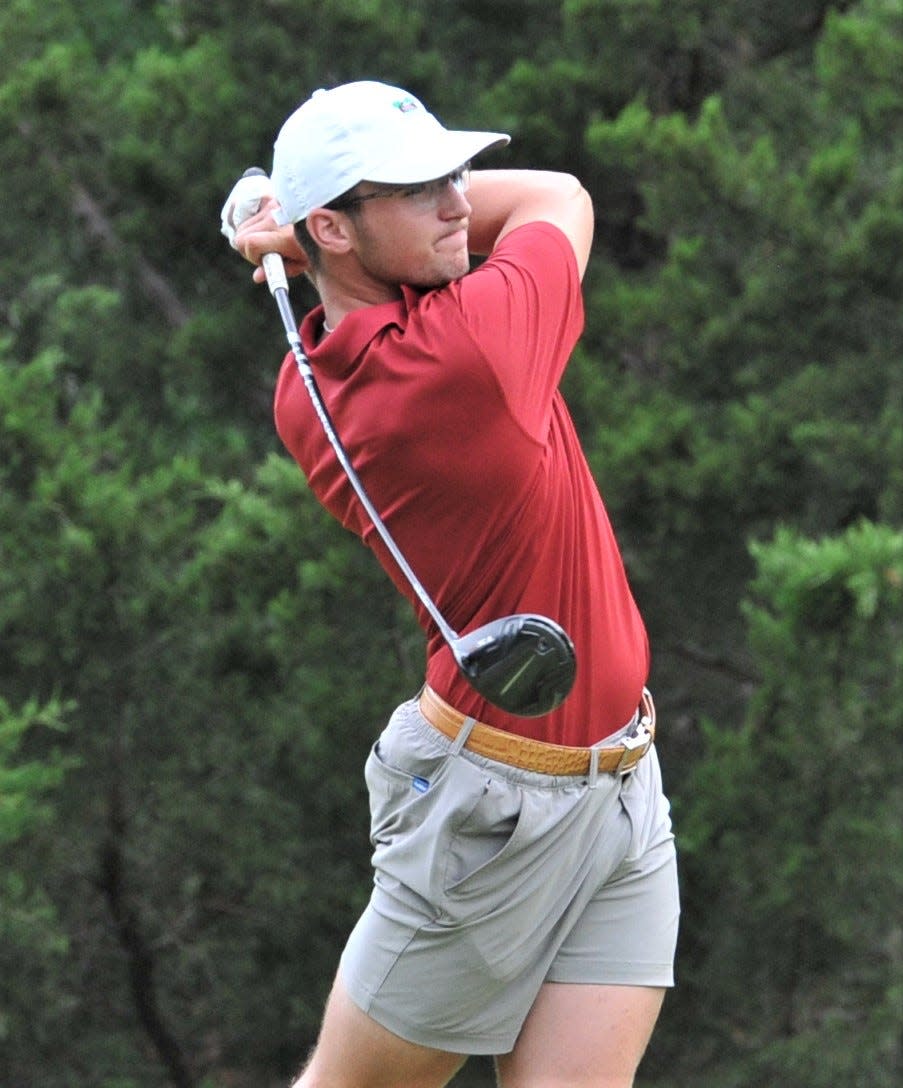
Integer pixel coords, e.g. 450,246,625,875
418,684,656,776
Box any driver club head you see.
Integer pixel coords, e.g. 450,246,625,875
452,614,577,717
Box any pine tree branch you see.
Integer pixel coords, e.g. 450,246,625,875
98,780,195,1088
17,120,190,329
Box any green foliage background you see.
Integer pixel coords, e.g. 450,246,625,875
1,2,901,1085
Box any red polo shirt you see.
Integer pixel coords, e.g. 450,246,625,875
274,222,649,744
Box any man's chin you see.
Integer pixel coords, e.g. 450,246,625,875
416,254,471,288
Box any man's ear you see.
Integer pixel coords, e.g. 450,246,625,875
305,208,355,255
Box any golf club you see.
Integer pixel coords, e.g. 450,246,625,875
226,168,576,716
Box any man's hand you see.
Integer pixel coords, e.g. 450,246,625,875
220,175,311,284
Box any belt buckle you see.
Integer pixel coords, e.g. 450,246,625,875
615,717,653,775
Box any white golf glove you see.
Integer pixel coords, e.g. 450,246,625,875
220,171,272,248
220,170,289,294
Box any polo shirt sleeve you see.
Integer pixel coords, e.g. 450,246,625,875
455,222,585,439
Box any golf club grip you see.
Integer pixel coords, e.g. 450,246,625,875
234,168,289,295
261,252,289,295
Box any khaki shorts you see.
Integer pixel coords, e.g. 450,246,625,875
340,696,680,1055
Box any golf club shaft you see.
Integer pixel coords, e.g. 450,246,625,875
230,170,461,646
269,277,460,648
271,280,577,718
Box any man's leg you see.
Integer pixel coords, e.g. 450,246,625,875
293,973,467,1088
495,982,665,1088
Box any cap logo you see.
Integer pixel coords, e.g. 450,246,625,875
393,97,419,113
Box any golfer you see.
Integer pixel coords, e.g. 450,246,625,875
223,80,679,1088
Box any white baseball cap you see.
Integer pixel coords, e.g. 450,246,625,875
270,81,510,224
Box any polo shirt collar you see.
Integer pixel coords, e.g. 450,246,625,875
299,297,410,378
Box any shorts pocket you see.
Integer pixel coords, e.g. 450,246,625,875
365,737,497,910
616,747,673,868
443,776,525,895
365,739,450,849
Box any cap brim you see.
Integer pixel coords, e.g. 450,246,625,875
364,130,510,186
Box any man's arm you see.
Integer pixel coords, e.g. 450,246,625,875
464,170,594,279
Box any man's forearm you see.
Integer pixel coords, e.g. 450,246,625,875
466,169,594,276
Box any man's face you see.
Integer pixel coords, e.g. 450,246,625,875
339,167,473,291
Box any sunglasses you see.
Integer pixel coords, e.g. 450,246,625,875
329,165,471,211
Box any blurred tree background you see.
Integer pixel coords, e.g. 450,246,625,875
1,1,901,1085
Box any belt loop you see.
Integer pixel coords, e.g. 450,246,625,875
587,745,600,789
449,716,477,756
